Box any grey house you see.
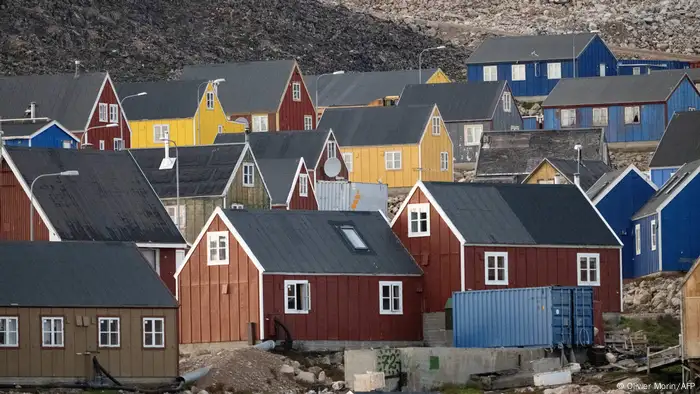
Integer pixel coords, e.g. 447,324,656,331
398,81,522,167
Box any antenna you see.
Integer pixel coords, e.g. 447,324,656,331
324,157,341,178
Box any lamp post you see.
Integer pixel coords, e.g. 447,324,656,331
419,46,446,83
30,170,79,240
159,138,180,232
81,123,118,149
315,71,345,120
119,92,147,150
197,79,226,145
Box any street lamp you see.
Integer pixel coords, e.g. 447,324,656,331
159,138,180,233
81,123,118,148
315,71,345,119
119,92,147,150
419,46,446,83
30,170,79,240
197,79,226,145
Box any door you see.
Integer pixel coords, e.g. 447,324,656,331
599,64,606,77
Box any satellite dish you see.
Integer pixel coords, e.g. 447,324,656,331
324,157,341,177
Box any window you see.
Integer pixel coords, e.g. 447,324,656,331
340,225,368,250
510,125,520,130
299,174,308,197
327,141,337,159
502,92,512,113
166,205,186,230
464,124,483,146
547,63,561,79
538,179,554,184
99,140,105,150
292,82,301,101
207,231,228,265
483,66,497,81
109,104,119,123
485,252,508,285
511,64,526,81
0,317,18,347
242,163,255,187
42,317,64,347
343,152,353,172
98,103,108,122
142,318,164,348
98,318,120,347
379,281,403,315
624,106,640,124
633,67,641,75
408,203,430,237
285,280,311,314
651,220,657,251
206,92,214,110
62,140,72,149
592,108,608,126
252,115,268,132
230,203,245,209
304,115,313,130
385,151,401,170
218,125,223,134
440,152,449,171
153,124,169,142
431,116,441,135
561,109,576,127
577,253,600,286
113,138,123,151
635,223,641,255
599,64,606,77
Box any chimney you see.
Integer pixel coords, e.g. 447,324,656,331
164,138,170,160
74,60,81,79
29,102,36,119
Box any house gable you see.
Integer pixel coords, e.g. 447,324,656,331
287,160,319,210
418,106,453,182
277,63,317,131
225,147,271,210
84,74,132,150
314,131,350,183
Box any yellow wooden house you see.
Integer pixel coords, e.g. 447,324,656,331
317,104,453,188
523,157,612,191
118,80,244,148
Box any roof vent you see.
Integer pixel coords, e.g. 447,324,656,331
24,102,36,119
74,60,81,78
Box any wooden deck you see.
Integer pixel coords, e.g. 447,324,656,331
635,345,682,373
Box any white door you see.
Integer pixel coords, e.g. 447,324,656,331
599,64,606,77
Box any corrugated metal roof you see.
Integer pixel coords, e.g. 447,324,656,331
633,159,700,219
5,147,185,244
0,120,54,137
546,158,612,191
117,80,209,120
223,210,422,274
465,33,596,64
586,167,627,200
0,241,177,308
214,130,329,168
0,72,106,131
397,81,505,122
649,111,700,168
129,143,247,198
257,157,302,205
424,181,619,246
317,105,433,146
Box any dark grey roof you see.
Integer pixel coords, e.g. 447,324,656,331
0,72,106,131
214,130,329,168
545,158,612,191
465,33,597,64
4,147,185,244
180,60,296,114
653,68,700,82
223,210,421,274
117,80,208,120
305,69,437,107
423,182,619,246
650,111,700,168
0,241,178,308
0,120,55,137
633,159,700,219
257,158,302,205
398,81,506,122
317,105,434,146
475,128,608,177
586,167,627,200
542,73,686,107
129,144,247,198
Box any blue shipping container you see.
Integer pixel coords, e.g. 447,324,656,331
452,286,593,348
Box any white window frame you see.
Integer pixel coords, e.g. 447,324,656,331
651,220,657,251
510,125,520,131
299,173,308,197
252,115,269,132
242,163,255,187
633,67,641,75
407,203,430,238
379,281,403,315
99,140,105,151
464,124,483,146
577,253,601,286
113,138,123,151
431,116,440,135
153,124,169,142
342,152,353,172
635,223,641,255
207,231,229,266
109,104,119,123
560,109,576,127
511,64,526,81
98,317,120,348
205,91,215,110
440,152,449,171
599,64,606,77
327,141,337,159
592,108,608,126
385,151,402,170
547,63,562,79
0,317,18,347
142,317,165,348
41,317,64,347
624,106,640,125
304,115,313,130
284,280,311,314
165,204,186,230
218,125,223,134
98,103,108,122
292,82,302,101
483,66,497,81
502,92,512,113
485,251,508,285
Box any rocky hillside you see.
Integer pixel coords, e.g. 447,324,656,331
623,274,683,316
0,0,470,81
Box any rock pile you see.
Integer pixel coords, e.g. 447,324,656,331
609,150,655,171
623,275,683,316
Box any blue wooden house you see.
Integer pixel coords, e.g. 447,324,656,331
649,111,700,188
587,165,658,278
465,33,617,99
617,59,689,76
542,73,700,144
631,159,700,276
1,120,79,148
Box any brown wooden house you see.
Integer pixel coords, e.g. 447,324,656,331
0,241,178,384
258,157,318,210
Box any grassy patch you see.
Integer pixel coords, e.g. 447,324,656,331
618,315,680,347
439,383,483,394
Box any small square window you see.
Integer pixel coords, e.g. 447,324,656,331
292,82,302,101
624,106,640,124
62,140,72,149
511,64,526,81
633,67,641,75
0,317,18,347
206,92,215,110
561,109,576,127
440,152,449,171
285,280,311,314
502,92,512,113
113,138,124,151
153,124,169,142
592,108,608,126
242,163,255,187
342,152,353,172
385,151,402,170
98,317,120,348
464,124,483,146
142,318,164,348
379,281,403,315
431,116,441,135
547,63,561,79
485,252,508,285
299,173,308,197
98,103,108,122
408,203,430,237
41,317,64,347
252,115,269,132
577,253,600,286
207,231,229,265
304,115,313,130
483,66,497,81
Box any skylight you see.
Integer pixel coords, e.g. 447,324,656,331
340,226,368,250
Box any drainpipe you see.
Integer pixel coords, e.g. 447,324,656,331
574,143,582,187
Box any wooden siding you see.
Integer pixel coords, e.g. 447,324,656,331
492,85,525,131
229,113,278,132
178,216,261,344
227,149,271,209
342,145,419,188
262,275,423,341
524,161,568,185
661,174,700,272
288,164,318,210
651,168,678,189
0,161,50,241
419,108,453,182
3,125,78,149
0,307,177,379
391,187,462,312
85,78,132,150
683,263,700,359
447,121,490,165
163,197,222,244
666,78,700,121
279,66,316,131
426,70,451,83
315,133,350,182
158,248,178,295
631,214,659,277
130,118,192,149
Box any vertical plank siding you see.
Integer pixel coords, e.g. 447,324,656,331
0,161,50,241
158,249,177,295
342,145,419,188
683,264,700,358
666,78,700,120
631,214,659,277
288,165,319,210
660,175,700,272
315,134,349,182
278,66,316,131
86,78,132,150
651,168,678,188
227,149,271,209
164,197,221,244
447,121,490,165
492,86,524,130
419,108,453,182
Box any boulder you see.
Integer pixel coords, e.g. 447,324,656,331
296,370,316,384
332,381,346,390
544,384,581,394
605,352,617,364
280,364,295,375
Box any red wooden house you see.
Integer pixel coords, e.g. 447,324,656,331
0,71,132,150
181,60,316,132
391,181,623,316
176,208,423,348
258,157,319,210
